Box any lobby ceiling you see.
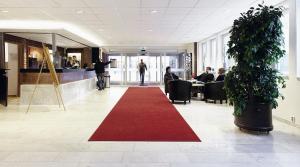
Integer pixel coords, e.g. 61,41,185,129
0,0,285,47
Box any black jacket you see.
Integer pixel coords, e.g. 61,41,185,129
216,74,225,81
95,61,111,74
164,73,179,84
195,72,215,83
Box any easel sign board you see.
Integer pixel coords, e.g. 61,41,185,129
26,44,66,112
42,45,60,87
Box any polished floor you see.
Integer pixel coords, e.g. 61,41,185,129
0,86,300,167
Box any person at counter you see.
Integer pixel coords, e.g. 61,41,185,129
94,59,112,90
72,56,80,69
66,57,73,68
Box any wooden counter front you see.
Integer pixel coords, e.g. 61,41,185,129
20,69,96,84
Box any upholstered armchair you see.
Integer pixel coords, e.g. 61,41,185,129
168,80,192,104
204,81,227,104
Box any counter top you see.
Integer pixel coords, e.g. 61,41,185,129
20,68,94,73
20,68,96,84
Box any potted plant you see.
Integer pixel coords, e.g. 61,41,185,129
224,4,286,132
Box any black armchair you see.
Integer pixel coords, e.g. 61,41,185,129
168,80,192,104
204,81,227,104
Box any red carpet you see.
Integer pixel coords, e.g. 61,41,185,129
89,87,200,142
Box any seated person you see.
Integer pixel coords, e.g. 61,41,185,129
194,67,215,83
164,66,179,94
216,68,226,81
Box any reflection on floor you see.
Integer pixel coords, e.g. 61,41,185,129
0,86,300,167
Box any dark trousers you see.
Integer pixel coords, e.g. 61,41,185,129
140,72,145,85
96,73,105,90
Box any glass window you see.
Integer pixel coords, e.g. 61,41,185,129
201,42,207,71
222,34,235,70
277,10,289,75
210,38,217,72
108,54,124,84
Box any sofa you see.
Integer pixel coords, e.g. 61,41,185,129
204,81,227,104
168,80,192,104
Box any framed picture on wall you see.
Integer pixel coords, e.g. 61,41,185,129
110,59,117,68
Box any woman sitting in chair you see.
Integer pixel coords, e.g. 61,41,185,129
164,66,178,95
216,68,226,81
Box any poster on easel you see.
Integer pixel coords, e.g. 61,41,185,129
42,45,60,87
26,44,66,112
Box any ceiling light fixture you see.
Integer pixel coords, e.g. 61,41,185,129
76,10,83,14
0,10,8,13
148,29,153,32
150,10,158,14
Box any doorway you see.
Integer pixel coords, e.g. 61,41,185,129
126,54,161,85
107,52,185,85
5,42,19,96
106,52,185,85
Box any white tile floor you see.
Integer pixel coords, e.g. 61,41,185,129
0,86,300,167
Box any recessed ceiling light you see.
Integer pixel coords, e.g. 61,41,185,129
1,10,8,13
76,10,83,14
150,10,158,14
148,29,153,32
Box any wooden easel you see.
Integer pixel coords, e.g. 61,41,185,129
26,44,66,113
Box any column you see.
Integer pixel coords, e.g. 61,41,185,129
52,33,60,68
0,33,4,69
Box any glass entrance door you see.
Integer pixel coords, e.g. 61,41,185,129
126,55,139,84
108,52,184,85
148,54,161,83
126,55,161,85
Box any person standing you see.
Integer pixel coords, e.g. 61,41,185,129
72,56,80,69
138,59,147,85
65,57,73,68
94,59,112,90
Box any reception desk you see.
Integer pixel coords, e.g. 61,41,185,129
20,68,96,105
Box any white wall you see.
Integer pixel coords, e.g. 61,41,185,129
273,0,300,126
5,43,18,96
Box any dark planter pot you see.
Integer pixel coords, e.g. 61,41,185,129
234,102,273,132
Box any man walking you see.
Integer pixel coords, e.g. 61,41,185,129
138,59,147,85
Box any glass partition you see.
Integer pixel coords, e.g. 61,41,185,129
107,54,125,84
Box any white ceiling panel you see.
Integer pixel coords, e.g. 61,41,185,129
115,0,140,8
53,0,88,7
83,0,116,7
0,0,286,47
0,0,57,8
196,0,227,8
169,0,198,8
141,0,170,8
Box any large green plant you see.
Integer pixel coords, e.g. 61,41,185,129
224,4,286,116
